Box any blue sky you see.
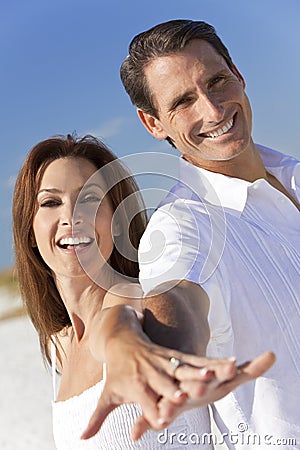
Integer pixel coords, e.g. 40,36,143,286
1,0,299,269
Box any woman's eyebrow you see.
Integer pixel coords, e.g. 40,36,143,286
80,183,103,190
37,188,62,195
37,183,103,196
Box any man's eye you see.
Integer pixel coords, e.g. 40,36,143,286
174,97,192,109
176,98,186,106
209,76,225,88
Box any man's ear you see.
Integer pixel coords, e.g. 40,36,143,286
137,109,168,140
231,64,246,89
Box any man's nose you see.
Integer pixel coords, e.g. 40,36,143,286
196,92,224,123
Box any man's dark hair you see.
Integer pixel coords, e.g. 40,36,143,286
120,19,234,118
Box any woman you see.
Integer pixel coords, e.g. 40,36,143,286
13,134,263,449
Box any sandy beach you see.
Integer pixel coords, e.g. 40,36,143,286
0,312,55,450
0,289,227,450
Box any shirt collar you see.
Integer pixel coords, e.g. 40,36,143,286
179,145,300,216
256,144,300,201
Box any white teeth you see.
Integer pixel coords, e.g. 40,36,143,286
203,118,233,138
59,236,92,246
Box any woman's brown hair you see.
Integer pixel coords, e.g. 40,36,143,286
12,134,147,364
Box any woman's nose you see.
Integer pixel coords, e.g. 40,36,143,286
59,213,72,227
59,201,82,226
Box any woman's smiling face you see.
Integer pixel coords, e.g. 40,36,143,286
33,157,115,279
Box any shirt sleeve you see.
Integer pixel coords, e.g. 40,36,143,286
139,199,225,295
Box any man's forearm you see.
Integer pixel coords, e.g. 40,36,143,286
142,280,210,356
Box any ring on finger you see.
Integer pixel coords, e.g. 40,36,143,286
169,356,182,375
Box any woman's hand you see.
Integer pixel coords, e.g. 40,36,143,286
81,304,274,440
130,351,276,439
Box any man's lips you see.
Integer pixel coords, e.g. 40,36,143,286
199,115,235,139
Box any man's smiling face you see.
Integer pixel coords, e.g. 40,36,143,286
139,39,253,169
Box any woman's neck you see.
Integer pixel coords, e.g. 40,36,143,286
54,273,106,341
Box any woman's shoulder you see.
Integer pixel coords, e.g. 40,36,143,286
109,282,143,297
102,282,143,314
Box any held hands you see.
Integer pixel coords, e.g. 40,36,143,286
81,326,275,440
132,351,276,439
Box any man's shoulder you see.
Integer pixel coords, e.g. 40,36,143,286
142,194,215,249
257,143,299,166
157,181,195,208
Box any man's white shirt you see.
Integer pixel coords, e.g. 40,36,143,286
139,145,300,449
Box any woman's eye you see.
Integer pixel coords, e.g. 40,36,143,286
40,199,60,208
80,194,101,203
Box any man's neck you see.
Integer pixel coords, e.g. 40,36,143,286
189,141,267,182
186,142,300,210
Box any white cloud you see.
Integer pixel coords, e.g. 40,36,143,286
84,116,131,140
2,175,17,190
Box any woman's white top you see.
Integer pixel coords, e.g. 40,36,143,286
51,345,213,449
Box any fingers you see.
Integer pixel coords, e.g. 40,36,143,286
146,352,238,405
137,356,187,405
170,350,274,387
237,351,276,379
129,377,163,427
198,353,274,404
81,391,115,440
83,351,275,441
131,416,151,441
222,351,276,391
82,378,164,440
179,379,209,398
157,397,180,424
175,356,237,384
178,351,276,406
206,351,276,402
131,398,181,441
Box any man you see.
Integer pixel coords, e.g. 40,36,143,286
117,19,299,448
